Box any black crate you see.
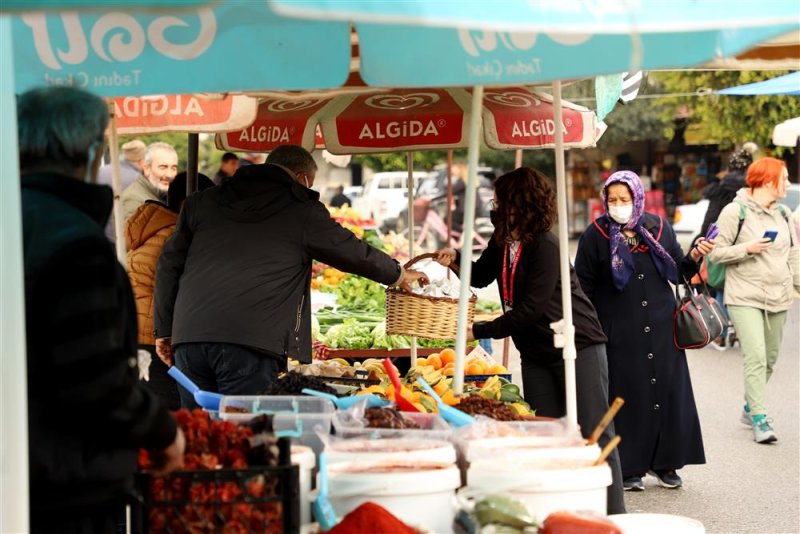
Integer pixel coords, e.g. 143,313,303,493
132,464,300,534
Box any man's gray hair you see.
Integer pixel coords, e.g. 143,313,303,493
266,145,317,175
17,86,108,173
144,141,177,165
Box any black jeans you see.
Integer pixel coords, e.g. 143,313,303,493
174,342,284,408
520,343,626,515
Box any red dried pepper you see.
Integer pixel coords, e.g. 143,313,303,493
326,502,419,534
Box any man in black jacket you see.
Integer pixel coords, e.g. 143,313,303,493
699,143,755,238
154,145,427,406
19,86,184,533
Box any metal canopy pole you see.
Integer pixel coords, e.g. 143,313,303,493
187,133,199,194
106,107,126,264
407,151,417,367
453,85,483,395
553,80,578,428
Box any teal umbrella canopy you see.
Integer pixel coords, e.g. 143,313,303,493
718,71,800,96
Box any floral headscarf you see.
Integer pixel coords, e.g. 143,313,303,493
603,170,677,290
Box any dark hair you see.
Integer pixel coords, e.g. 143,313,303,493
17,86,108,173
167,172,213,212
266,145,317,175
493,167,556,245
221,152,239,162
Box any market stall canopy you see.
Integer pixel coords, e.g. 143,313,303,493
704,29,800,70
269,0,799,87
717,71,800,95
217,87,597,154
112,94,258,135
773,117,800,147
2,0,210,9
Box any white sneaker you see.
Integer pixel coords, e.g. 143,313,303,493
740,410,752,426
753,417,777,444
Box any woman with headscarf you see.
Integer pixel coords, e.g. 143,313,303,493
708,158,799,444
435,167,626,514
575,170,715,492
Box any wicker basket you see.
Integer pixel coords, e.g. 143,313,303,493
386,252,476,340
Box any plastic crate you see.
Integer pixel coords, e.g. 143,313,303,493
132,465,300,534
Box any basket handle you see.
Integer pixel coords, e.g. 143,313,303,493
403,252,461,277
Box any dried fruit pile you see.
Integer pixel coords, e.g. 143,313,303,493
364,406,420,429
457,395,527,421
138,409,287,533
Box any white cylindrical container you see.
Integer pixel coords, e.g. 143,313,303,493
292,445,316,526
607,513,705,533
327,438,456,465
324,461,460,534
464,437,598,464
467,458,611,522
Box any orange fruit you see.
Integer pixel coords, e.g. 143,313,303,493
439,348,457,365
488,364,509,374
427,354,443,370
466,363,484,375
415,358,428,367
443,366,456,376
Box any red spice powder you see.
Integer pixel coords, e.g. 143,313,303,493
325,502,419,534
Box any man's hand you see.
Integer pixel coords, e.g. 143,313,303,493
151,428,185,477
745,237,773,255
466,324,475,342
435,248,457,267
155,337,173,367
400,269,430,292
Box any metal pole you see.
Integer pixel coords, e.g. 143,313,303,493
553,81,578,427
447,150,453,246
515,149,523,169
453,85,483,395
0,16,30,533
187,133,199,194
407,151,417,367
107,107,127,264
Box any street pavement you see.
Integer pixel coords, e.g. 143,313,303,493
475,242,800,533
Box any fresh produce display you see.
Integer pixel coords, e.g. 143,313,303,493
364,406,421,429
138,410,287,533
319,275,386,312
470,494,538,531
263,372,338,396
324,319,375,349
410,348,509,377
475,298,502,313
455,395,528,421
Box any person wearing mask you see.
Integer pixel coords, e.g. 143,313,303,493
98,139,146,241
18,86,183,533
434,167,626,514
212,152,239,185
575,170,714,492
329,184,352,208
154,145,428,405
707,157,799,444
121,141,179,221
126,172,215,410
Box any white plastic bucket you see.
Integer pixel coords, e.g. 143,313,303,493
466,457,611,521
292,446,316,526
464,437,598,464
607,513,705,533
327,438,456,465
324,461,460,534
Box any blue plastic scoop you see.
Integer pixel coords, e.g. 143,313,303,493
302,388,389,410
313,452,339,530
416,377,475,428
167,366,223,411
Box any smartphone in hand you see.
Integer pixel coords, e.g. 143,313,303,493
705,223,719,240
763,230,778,242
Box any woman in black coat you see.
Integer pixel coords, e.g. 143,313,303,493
436,167,625,514
575,170,714,491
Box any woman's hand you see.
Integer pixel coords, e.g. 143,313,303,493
466,325,475,342
435,248,457,267
745,238,773,255
691,237,715,262
400,269,430,292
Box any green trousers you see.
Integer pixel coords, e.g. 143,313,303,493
728,305,788,416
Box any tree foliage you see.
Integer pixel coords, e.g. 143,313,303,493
649,71,800,150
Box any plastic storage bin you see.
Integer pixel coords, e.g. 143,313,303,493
219,396,335,457
332,411,452,441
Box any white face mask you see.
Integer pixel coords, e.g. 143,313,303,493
609,204,633,225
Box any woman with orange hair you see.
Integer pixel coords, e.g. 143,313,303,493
708,157,799,444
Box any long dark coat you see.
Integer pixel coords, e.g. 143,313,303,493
575,212,706,476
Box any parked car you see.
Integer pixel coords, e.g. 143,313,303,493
674,183,800,242
351,170,428,229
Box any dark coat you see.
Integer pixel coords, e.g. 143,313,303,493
154,163,402,363
575,213,706,475
700,169,746,237
330,192,352,208
470,232,607,364
21,172,176,511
